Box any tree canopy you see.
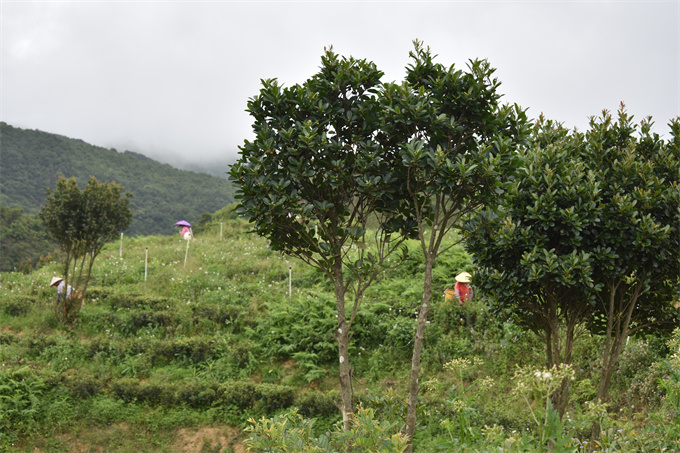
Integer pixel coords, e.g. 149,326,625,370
229,48,414,429
464,107,680,411
380,42,529,446
39,176,133,324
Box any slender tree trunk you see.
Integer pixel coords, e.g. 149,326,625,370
597,287,639,401
545,295,579,417
337,328,353,431
546,299,569,415
593,283,641,441
403,256,434,452
332,263,353,431
556,313,579,416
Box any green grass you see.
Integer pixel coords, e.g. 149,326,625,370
1,218,679,452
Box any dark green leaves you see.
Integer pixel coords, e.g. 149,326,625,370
465,107,680,334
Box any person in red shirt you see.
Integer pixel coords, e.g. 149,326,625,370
454,271,473,304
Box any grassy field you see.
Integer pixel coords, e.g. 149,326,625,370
1,218,678,452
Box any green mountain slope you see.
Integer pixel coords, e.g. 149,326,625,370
0,122,236,236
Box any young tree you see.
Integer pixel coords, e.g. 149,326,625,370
40,176,133,324
584,108,680,404
380,42,529,449
229,49,414,430
464,107,680,417
464,117,600,415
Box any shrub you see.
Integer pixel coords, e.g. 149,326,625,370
64,374,101,399
86,338,121,359
151,337,216,364
110,377,141,403
255,294,338,364
107,292,176,311
174,381,219,408
383,316,417,349
297,390,340,418
259,383,296,413
219,381,294,413
612,336,667,407
89,396,129,425
126,309,178,331
244,406,408,452
1,295,38,317
83,286,109,302
0,332,18,345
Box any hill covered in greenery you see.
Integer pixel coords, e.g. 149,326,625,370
0,122,236,236
1,218,679,452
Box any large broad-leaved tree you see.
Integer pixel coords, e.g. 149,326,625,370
229,49,414,430
40,176,133,324
584,108,680,403
464,107,680,418
464,117,601,415
380,42,529,449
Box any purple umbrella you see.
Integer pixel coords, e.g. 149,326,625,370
174,220,191,227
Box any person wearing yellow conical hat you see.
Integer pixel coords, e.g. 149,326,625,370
454,271,473,305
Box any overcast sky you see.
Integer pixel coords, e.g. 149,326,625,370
2,1,678,171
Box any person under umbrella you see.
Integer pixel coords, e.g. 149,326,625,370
175,221,193,239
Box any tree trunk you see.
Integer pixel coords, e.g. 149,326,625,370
332,262,353,431
545,295,579,417
337,328,353,431
592,283,640,441
596,284,640,402
403,256,434,452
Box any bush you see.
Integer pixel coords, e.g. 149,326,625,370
0,332,18,345
1,295,38,316
219,381,294,413
64,374,101,399
151,337,216,364
83,286,109,302
244,406,408,452
110,377,141,403
86,338,121,359
126,309,178,331
297,390,340,418
612,336,667,407
89,396,129,425
174,381,219,408
107,292,176,311
254,294,338,364
259,383,296,413
191,302,246,332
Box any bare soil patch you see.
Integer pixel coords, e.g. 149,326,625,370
173,426,245,453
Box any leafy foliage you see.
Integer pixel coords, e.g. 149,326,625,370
230,47,416,428
0,206,56,272
244,406,408,453
379,40,529,445
40,176,133,324
464,107,680,409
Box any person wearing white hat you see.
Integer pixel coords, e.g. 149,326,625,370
454,271,473,304
49,277,73,303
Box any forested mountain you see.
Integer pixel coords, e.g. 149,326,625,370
0,122,236,236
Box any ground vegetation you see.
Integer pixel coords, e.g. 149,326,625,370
1,217,679,452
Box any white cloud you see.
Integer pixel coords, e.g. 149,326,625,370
2,1,678,166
